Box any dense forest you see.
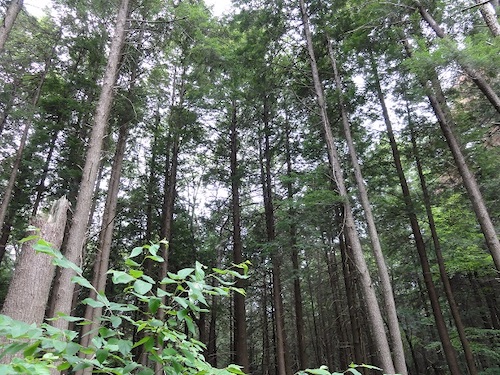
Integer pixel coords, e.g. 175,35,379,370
0,0,499,374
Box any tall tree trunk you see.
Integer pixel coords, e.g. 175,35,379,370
32,130,59,216
330,44,407,375
339,224,364,366
229,101,250,373
78,118,131,352
285,121,306,370
262,272,271,375
298,1,395,372
0,0,23,51
325,246,348,369
373,50,462,375
261,96,291,375
475,0,500,36
1,197,69,326
415,2,500,114
0,78,19,136
409,118,478,375
49,0,130,332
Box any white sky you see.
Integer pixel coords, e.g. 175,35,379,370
25,0,233,18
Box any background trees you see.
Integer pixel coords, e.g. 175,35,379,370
0,0,499,374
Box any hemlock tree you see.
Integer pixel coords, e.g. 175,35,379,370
50,0,130,332
298,0,395,372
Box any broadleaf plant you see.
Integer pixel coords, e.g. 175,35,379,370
0,239,250,374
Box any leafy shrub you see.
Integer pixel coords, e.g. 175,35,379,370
0,239,249,375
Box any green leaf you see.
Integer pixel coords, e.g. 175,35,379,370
116,339,133,356
145,255,164,263
177,268,195,279
19,234,40,244
305,367,331,375
110,271,135,284
33,240,55,255
125,258,140,267
148,243,160,256
132,336,153,349
129,269,144,279
23,340,41,357
347,370,362,375
227,364,246,374
129,246,143,258
96,348,109,363
134,279,153,295
82,298,105,308
52,256,82,274
148,297,161,314
71,276,93,289
141,274,155,284
109,315,122,328
173,296,189,309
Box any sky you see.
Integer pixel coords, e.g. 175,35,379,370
25,0,233,18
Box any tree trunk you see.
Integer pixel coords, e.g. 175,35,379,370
285,121,307,370
78,118,131,354
416,2,500,114
331,44,407,375
49,0,130,332
298,1,395,372
475,0,500,36
32,130,59,216
404,38,500,271
229,100,250,373
1,197,69,326
374,47,462,375
261,95,291,375
339,225,364,366
0,78,19,136
0,0,23,51
409,112,478,375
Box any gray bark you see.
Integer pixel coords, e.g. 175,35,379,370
331,44,407,375
49,0,130,331
298,1,395,372
0,0,23,51
1,197,69,325
475,0,500,36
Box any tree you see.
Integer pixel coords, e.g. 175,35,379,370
49,0,130,332
298,0,395,372
0,197,69,329
0,0,23,51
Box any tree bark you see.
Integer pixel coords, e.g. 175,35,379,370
49,0,130,332
229,100,250,373
79,118,131,352
260,95,292,375
409,118,478,375
1,197,69,326
404,38,500,271
331,44,407,375
475,0,500,36
32,130,59,216
0,0,23,52
298,1,395,372
376,44,462,375
285,121,306,370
